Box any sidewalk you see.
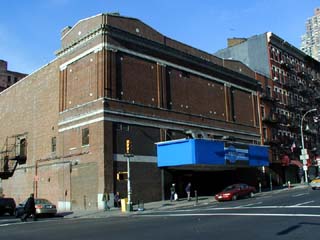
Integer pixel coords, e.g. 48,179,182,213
62,184,308,219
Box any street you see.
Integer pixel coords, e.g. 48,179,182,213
1,187,320,239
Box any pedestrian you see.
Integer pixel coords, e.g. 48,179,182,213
185,182,191,201
102,192,110,211
114,192,121,208
21,193,37,222
170,183,176,202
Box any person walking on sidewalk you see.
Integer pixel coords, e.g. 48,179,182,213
185,182,192,201
102,192,110,211
21,193,37,222
114,192,121,208
170,183,176,201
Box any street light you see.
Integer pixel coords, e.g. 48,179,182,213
300,108,317,184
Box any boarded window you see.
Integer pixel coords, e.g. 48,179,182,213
51,137,56,152
82,128,89,146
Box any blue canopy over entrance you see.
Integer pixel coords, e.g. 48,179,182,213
156,139,269,168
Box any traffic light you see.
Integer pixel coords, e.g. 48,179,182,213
117,172,128,181
125,139,132,154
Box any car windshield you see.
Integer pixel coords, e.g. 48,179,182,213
35,199,53,205
20,198,53,205
223,185,239,191
0,198,14,204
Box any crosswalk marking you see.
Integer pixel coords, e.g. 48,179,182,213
290,201,315,206
137,212,320,218
234,202,263,208
292,193,309,197
205,205,320,210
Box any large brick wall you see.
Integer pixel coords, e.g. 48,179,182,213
0,61,60,201
0,13,263,210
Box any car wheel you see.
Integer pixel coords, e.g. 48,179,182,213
232,195,237,201
249,192,254,198
312,187,316,190
14,211,20,218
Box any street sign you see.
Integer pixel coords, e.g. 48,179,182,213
301,149,308,155
300,154,309,161
303,165,308,171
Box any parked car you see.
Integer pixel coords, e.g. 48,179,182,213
310,176,320,190
215,183,256,201
0,198,16,216
15,198,57,218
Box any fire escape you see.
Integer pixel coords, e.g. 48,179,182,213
0,134,27,179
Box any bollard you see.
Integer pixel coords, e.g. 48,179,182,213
84,195,87,210
288,181,291,189
194,190,198,205
259,182,262,193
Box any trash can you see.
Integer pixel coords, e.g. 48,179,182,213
121,198,128,212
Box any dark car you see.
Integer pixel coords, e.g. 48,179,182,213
15,198,57,218
215,183,256,201
0,198,16,216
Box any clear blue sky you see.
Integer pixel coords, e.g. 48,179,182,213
1,0,320,74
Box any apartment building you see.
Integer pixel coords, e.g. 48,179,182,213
216,32,320,184
0,60,26,92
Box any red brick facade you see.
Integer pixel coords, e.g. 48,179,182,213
0,14,262,210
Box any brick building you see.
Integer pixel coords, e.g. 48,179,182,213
0,60,27,92
0,14,263,210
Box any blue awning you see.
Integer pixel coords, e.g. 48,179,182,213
156,139,269,168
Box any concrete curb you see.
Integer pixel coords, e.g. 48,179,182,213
62,184,309,219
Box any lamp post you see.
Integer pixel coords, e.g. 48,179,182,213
300,108,317,184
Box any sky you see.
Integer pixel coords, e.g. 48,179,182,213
1,0,320,74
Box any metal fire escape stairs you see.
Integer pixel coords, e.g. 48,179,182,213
0,134,27,179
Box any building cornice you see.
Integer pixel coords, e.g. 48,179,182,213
56,23,259,91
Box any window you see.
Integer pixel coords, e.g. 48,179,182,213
51,137,56,153
82,128,89,146
115,123,129,131
260,106,265,119
19,138,27,158
263,128,267,140
266,86,271,97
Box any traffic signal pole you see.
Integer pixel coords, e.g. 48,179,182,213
127,155,132,212
125,139,133,212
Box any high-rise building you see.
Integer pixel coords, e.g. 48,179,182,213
301,8,320,61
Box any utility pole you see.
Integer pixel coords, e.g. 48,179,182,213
300,108,317,184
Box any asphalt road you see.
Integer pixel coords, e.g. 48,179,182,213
1,187,320,240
